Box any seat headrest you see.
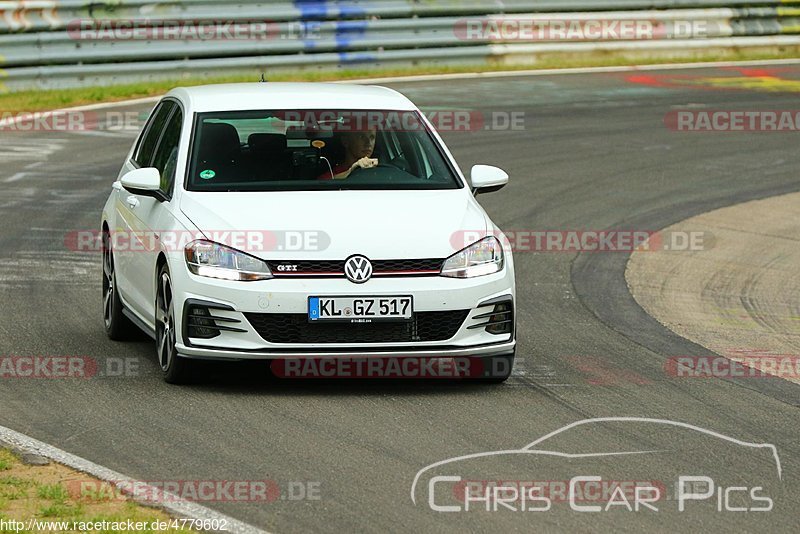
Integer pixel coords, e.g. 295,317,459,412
200,123,241,157
248,133,287,153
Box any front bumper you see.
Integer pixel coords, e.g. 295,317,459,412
176,340,516,360
170,260,516,360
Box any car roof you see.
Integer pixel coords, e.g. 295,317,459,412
167,82,417,113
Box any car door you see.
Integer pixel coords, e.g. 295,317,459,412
131,105,184,326
113,100,176,322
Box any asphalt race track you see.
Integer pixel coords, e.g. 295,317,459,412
1,64,799,532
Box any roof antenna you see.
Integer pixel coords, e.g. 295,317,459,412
260,73,267,83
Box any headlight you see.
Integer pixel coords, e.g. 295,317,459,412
185,240,272,281
441,236,504,278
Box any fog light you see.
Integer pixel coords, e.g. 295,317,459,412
467,300,514,335
187,305,218,339
486,303,513,335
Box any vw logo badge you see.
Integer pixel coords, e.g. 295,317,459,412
344,255,373,284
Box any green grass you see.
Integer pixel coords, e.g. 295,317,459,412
0,451,15,471
2,46,799,112
0,475,32,500
36,483,69,503
38,502,83,518
0,476,33,489
0,487,25,501
0,448,195,533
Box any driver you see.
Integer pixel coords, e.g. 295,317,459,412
318,128,378,180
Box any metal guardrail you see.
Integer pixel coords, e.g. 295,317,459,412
1,1,800,92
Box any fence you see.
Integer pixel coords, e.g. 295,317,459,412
1,0,799,91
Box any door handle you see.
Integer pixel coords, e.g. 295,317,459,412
126,195,140,209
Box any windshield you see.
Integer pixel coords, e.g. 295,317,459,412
186,109,464,191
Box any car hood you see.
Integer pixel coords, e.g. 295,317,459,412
180,190,489,260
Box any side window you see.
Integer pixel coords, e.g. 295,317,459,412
134,101,175,167
151,108,183,197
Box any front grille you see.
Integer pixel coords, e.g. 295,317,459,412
372,259,444,272
244,310,470,344
267,258,443,276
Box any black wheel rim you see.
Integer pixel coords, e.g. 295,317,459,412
156,272,175,371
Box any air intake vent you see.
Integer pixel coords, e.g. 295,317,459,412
467,299,513,335
184,299,246,340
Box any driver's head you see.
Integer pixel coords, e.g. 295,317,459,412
341,128,376,161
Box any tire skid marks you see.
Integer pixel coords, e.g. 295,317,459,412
503,353,657,388
504,358,576,388
0,222,98,286
0,184,37,209
0,138,66,162
0,172,106,209
0,250,98,286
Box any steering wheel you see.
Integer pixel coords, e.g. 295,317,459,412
346,163,399,180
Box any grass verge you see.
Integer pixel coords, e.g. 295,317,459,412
0,448,196,533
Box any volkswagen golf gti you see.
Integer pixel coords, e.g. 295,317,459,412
101,83,516,383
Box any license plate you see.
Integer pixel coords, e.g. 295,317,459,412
308,296,413,322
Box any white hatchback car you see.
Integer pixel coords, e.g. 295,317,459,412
101,83,516,383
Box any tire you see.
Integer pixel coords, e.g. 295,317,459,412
155,263,193,384
475,351,515,383
102,230,137,340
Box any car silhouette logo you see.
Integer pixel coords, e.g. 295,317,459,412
344,255,373,283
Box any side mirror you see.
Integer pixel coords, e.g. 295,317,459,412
120,167,165,201
470,165,509,195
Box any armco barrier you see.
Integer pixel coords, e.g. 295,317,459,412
1,0,799,92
